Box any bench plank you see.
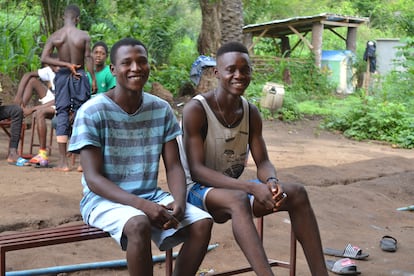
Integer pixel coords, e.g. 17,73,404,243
0,224,109,276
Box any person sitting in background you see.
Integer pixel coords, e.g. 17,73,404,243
13,64,58,167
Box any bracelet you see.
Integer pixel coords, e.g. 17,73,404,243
266,176,279,183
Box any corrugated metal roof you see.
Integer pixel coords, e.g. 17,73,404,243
243,13,369,38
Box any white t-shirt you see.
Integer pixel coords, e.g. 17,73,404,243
37,66,55,91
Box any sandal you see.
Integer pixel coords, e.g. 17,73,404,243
29,154,49,167
380,235,397,252
326,258,361,275
324,243,369,260
15,157,31,167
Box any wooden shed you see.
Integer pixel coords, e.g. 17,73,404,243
243,13,369,68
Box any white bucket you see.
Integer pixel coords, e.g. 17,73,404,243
260,82,285,111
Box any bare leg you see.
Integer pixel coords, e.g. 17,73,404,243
55,141,70,171
173,218,212,276
30,108,55,165
36,108,55,149
206,189,275,276
253,183,329,276
15,77,48,107
123,215,153,275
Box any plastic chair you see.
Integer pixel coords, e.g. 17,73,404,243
0,118,26,156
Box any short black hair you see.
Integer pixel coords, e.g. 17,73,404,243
110,38,147,64
64,4,80,18
217,42,249,57
92,41,109,54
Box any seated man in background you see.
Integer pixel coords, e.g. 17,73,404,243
13,64,58,166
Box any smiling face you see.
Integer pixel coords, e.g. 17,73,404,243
215,51,252,96
110,44,149,93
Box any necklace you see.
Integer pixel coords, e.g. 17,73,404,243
214,89,239,128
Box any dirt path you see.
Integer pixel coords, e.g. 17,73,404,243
1,118,413,275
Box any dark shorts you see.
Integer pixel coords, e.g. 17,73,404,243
54,68,90,136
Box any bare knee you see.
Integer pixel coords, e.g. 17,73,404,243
191,218,213,238
123,215,151,244
208,190,251,223
284,183,310,207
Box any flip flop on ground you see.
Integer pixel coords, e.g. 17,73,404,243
380,235,397,252
326,258,361,275
324,243,369,260
9,157,31,167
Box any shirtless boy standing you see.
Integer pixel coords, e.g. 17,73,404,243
40,4,96,171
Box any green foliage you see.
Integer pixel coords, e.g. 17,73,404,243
149,36,198,96
1,0,413,148
0,4,43,81
323,97,414,148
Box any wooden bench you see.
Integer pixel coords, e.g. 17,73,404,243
0,223,173,276
0,218,296,276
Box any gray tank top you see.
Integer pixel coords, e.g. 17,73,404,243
194,94,249,179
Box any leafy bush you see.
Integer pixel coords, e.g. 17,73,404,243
149,36,198,96
323,97,414,148
0,9,43,81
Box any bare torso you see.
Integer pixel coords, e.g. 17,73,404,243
50,26,89,66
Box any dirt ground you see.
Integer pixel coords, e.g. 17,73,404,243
0,117,413,276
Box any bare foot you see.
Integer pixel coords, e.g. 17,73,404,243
53,166,71,172
54,155,71,172
7,149,19,163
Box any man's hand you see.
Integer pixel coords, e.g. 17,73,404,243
267,179,287,210
69,64,81,79
161,204,181,230
143,201,181,230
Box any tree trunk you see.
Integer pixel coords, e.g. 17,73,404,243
219,0,244,44
198,0,244,55
39,0,65,34
198,0,221,56
197,0,245,93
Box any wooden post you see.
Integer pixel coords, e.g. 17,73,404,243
346,27,357,52
312,22,323,68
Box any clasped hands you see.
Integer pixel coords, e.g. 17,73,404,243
266,179,287,211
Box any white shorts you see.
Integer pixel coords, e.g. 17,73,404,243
38,90,55,105
87,193,211,251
